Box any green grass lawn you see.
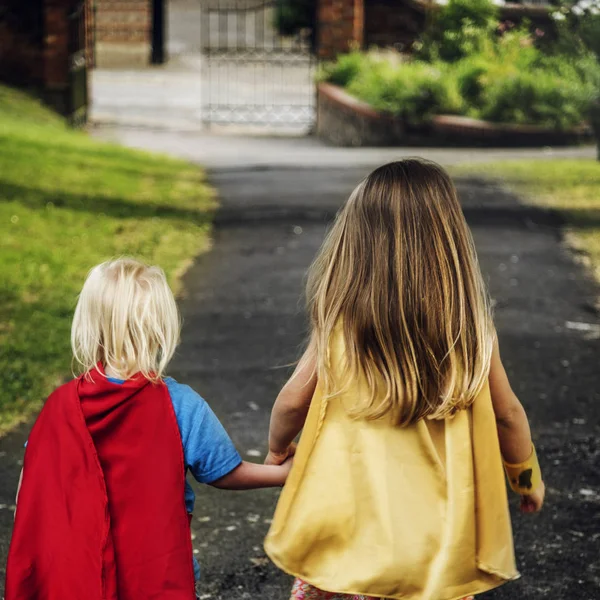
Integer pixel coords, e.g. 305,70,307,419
454,159,600,281
0,85,216,435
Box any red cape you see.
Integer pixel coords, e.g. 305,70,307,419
5,369,195,600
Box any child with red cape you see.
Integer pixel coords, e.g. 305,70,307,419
5,258,292,600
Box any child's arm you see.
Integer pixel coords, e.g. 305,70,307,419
265,342,317,465
489,336,545,513
210,459,292,490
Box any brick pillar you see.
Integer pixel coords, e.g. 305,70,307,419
317,0,365,60
43,0,69,105
85,0,95,67
95,0,152,67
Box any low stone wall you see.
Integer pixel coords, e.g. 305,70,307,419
316,83,593,148
432,115,590,147
316,83,403,146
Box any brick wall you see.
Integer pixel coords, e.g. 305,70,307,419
0,0,89,121
44,1,70,89
95,0,152,67
317,0,364,59
86,0,95,67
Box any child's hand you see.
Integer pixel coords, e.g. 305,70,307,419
280,455,294,479
520,480,545,514
265,443,297,466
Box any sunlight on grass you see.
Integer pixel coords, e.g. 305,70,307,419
454,159,600,281
0,86,216,435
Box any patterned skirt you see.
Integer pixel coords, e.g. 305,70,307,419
290,578,474,600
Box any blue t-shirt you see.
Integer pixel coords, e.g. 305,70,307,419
27,377,242,581
159,378,242,512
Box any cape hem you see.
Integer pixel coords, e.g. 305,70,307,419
264,543,520,600
476,560,521,582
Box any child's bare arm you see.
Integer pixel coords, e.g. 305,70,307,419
266,342,317,465
489,336,544,512
210,459,292,490
489,339,533,464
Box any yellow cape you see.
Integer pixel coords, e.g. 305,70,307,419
265,334,519,600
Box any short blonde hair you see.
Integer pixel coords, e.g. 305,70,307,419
71,258,180,381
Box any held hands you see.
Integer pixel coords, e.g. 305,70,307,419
265,442,297,466
520,480,545,514
279,454,295,480
266,443,296,486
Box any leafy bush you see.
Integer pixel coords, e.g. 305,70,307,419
578,15,600,59
320,0,600,129
347,59,462,125
453,57,490,109
540,53,600,96
479,69,592,129
319,51,462,125
318,51,366,87
322,46,600,129
418,0,498,63
549,1,600,60
320,0,600,130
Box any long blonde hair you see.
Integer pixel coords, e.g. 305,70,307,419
71,258,180,381
307,159,494,426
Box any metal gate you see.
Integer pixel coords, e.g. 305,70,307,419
201,1,317,130
67,1,88,127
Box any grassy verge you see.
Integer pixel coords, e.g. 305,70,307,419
454,159,600,281
0,86,216,435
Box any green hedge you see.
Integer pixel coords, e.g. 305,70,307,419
340,56,462,126
320,0,600,129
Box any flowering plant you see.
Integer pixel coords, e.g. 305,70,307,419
552,0,600,20
549,0,600,61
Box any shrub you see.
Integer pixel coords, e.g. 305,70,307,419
418,0,498,63
453,57,491,109
578,14,600,59
543,53,600,94
318,51,366,87
347,59,462,125
479,69,592,129
548,2,600,60
319,0,600,130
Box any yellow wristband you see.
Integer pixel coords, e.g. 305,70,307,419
503,445,542,495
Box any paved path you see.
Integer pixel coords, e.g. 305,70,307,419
171,162,600,600
91,126,597,168
1,136,599,599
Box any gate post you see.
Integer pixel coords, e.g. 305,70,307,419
151,0,165,64
317,0,364,59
